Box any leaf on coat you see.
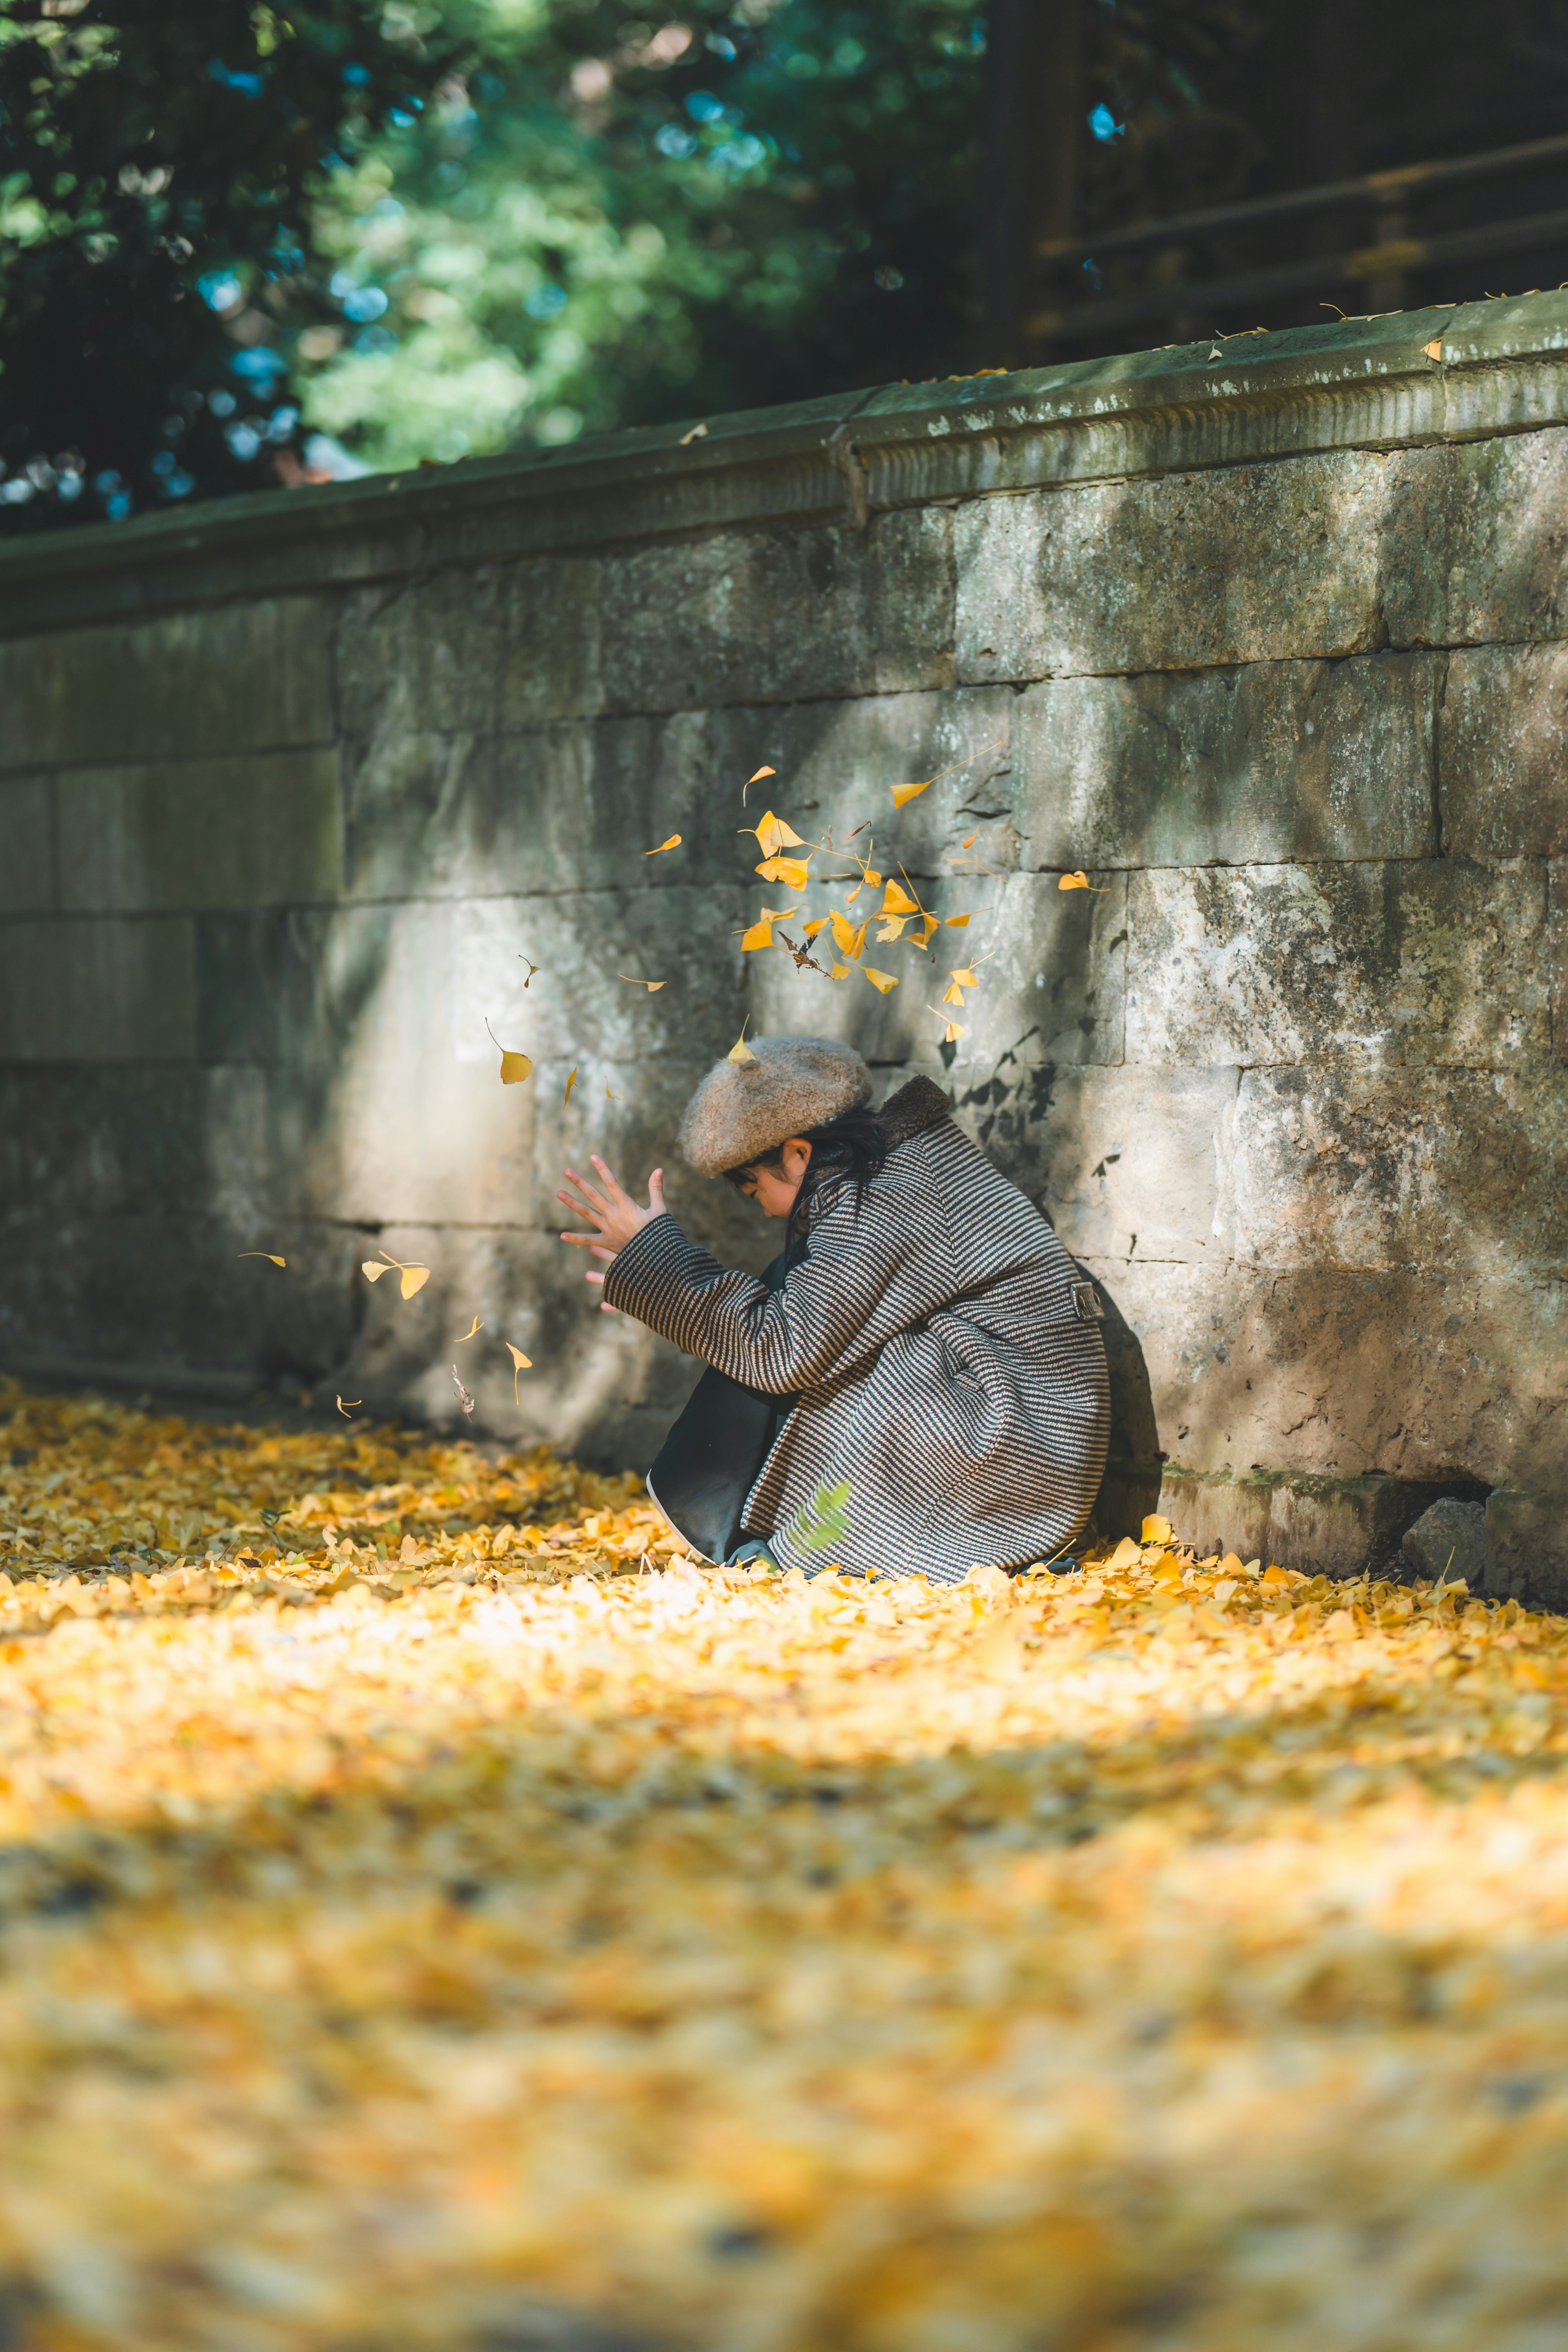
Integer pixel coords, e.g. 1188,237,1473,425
863,965,899,994
506,1342,532,1404
644,835,683,855
755,853,811,890
728,1021,757,1064
484,1016,533,1085
455,1316,483,1343
336,1395,360,1417
564,1067,577,1105
238,1252,287,1267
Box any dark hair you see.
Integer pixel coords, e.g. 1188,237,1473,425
723,1101,889,1225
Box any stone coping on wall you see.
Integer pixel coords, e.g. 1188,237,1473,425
5,290,1568,639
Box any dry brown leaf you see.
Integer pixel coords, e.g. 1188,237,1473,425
451,1364,475,1419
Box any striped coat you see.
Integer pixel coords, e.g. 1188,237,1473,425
602,1076,1111,1583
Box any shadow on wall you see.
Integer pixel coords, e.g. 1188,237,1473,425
1086,1277,1163,1541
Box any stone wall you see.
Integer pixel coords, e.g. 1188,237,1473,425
2,296,1565,1596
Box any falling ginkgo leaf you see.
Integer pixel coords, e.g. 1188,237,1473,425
484,1017,533,1085
802,917,829,938
889,736,1006,812
605,1085,617,1099
740,904,799,952
238,1252,286,1267
1058,871,1111,892
742,765,775,805
945,913,971,928
518,957,541,987
455,1315,483,1343
830,909,868,960
949,966,978,988
942,979,966,1006
755,853,811,890
645,835,682,855
506,1341,532,1404
564,1067,577,1104
362,1253,430,1299
451,1364,476,1418
863,965,899,994
336,1396,359,1417
961,834,978,849
728,1021,757,1065
927,1005,967,1043
616,973,667,991
742,810,808,857
891,777,931,809
1424,339,1443,361
881,880,921,917
830,961,852,980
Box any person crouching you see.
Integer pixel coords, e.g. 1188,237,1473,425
557,1036,1109,1582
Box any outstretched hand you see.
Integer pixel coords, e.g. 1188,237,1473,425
557,1158,666,1312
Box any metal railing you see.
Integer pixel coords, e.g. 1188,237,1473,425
1026,130,1568,347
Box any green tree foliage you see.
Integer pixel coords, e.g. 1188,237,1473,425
0,0,463,528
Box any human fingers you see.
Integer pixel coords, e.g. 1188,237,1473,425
556,1184,610,1230
559,1229,605,1249
560,1167,614,1216
647,1167,666,1214
588,1154,632,1206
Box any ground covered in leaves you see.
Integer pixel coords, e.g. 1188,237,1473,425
0,1385,1565,2352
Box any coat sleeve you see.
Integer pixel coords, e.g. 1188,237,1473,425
600,1184,946,1394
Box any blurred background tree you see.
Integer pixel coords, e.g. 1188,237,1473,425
7,0,1568,530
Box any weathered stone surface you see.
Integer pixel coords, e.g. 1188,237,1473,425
1157,1464,1453,1579
1231,1067,1568,1276
1441,643,1568,858
1401,1495,1488,1585
0,777,53,912
955,449,1390,683
59,751,342,912
1016,654,1437,871
1383,430,1568,649
1080,1259,1568,1492
600,508,954,714
336,557,601,747
0,918,196,1062
1126,858,1550,1069
1483,1487,1568,1608
0,598,331,773
0,1066,274,1223
1553,859,1568,1063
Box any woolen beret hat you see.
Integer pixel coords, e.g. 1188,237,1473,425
679,1035,873,1177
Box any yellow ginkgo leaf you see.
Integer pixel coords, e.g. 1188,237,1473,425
949,966,978,988
1058,871,1111,892
455,1315,483,1343
645,835,682,855
945,912,971,927
890,777,931,808
875,915,909,943
564,1067,577,1104
1143,1513,1174,1546
728,1021,757,1065
740,903,798,952
336,1396,360,1417
942,980,966,1006
238,1252,286,1268
801,917,829,938
881,880,921,917
844,883,862,906
484,1016,533,1085
755,853,811,889
863,965,899,994
829,909,866,959
829,962,852,980
606,1085,617,1099
399,1265,430,1299
362,1259,391,1283
862,869,883,889
616,973,666,991
915,913,941,949
1424,338,1443,361
927,1002,967,1043
742,810,808,857
961,833,978,849
506,1341,532,1405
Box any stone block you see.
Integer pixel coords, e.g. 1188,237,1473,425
59,750,343,913
1080,1258,1568,1495
1401,1495,1487,1586
600,508,954,715
1016,653,1437,870
745,869,1126,1074
986,1064,1238,1265
955,448,1390,683
196,907,327,1065
703,686,1020,882
336,569,506,743
0,598,331,773
0,777,54,912
1155,1465,1452,1579
1483,1488,1568,1610
0,1065,276,1224
1382,430,1568,649
1232,1066,1568,1277
0,918,196,1062
1126,858,1549,1069
1441,643,1568,857
499,556,603,727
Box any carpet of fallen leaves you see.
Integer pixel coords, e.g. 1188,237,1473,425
0,1385,1566,2352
